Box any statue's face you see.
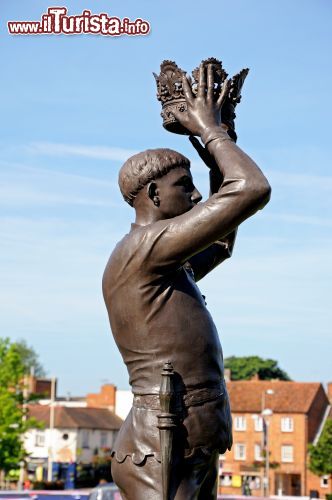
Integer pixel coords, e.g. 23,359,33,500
155,166,202,219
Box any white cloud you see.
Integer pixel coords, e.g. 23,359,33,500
0,184,116,207
264,213,332,227
28,142,138,162
266,169,332,191
0,160,117,188
0,160,121,208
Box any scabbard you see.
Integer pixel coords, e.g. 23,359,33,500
157,362,177,500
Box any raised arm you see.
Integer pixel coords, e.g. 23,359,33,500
187,135,237,281
146,64,271,271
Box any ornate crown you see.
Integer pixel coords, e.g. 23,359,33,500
154,58,249,137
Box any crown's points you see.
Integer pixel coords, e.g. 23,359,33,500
154,60,186,113
159,60,183,75
161,59,177,66
192,58,228,88
202,57,222,66
229,68,250,103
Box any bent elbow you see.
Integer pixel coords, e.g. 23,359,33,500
243,177,271,211
257,179,271,209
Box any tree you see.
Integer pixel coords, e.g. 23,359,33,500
0,338,39,473
15,339,46,377
309,419,332,475
224,356,291,381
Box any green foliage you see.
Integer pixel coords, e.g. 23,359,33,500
15,339,46,377
224,356,291,381
0,338,40,472
309,419,332,475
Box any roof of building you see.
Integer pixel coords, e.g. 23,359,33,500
227,380,325,414
27,405,123,430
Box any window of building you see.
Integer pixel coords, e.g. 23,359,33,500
281,445,293,462
281,417,294,432
82,429,89,448
248,476,261,490
234,416,247,431
320,476,329,488
254,443,263,461
234,443,246,460
100,431,107,447
254,416,263,432
220,474,232,486
35,430,45,447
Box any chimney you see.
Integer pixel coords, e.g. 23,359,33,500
25,375,56,399
86,384,116,411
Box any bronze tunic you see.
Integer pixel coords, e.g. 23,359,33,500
102,192,243,463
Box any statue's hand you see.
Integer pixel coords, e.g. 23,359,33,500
171,64,230,137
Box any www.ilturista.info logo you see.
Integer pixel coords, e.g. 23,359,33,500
7,7,150,36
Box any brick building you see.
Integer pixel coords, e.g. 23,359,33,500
219,380,331,497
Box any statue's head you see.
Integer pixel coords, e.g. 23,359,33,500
118,148,202,219
119,148,190,206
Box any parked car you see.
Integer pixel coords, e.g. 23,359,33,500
88,483,121,500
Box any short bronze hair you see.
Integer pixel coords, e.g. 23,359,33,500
118,148,190,206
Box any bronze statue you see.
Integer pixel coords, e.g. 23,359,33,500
103,59,271,499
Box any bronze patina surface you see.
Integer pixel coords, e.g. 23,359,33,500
103,60,271,499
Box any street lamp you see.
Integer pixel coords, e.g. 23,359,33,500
262,389,274,498
47,377,56,482
262,388,274,414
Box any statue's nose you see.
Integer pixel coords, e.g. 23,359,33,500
192,188,202,204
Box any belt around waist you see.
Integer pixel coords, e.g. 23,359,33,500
133,385,224,411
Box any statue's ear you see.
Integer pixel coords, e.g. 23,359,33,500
147,182,157,200
147,182,160,207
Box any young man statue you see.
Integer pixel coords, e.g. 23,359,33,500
103,64,271,499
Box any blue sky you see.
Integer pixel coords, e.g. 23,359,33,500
1,0,331,396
